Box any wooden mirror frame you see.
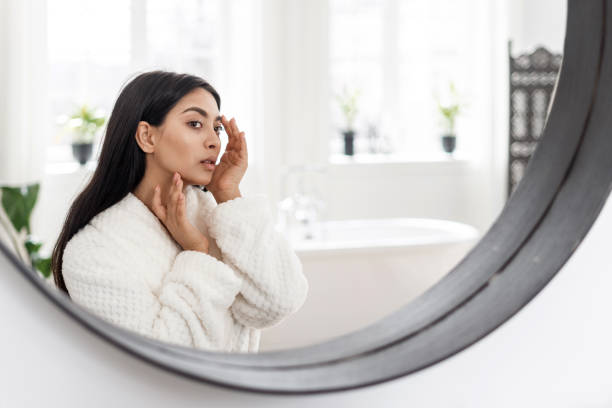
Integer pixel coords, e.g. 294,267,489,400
0,0,608,395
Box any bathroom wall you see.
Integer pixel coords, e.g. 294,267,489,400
22,0,569,259
264,0,568,237
0,0,48,186
29,0,568,254
508,0,567,53
255,0,511,236
3,159,611,407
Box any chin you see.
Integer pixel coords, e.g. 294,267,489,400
184,174,212,187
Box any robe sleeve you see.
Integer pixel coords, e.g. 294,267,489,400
205,194,309,329
62,229,248,352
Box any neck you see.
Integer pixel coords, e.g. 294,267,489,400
132,163,189,213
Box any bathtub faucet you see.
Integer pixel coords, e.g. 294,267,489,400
277,192,326,243
276,164,329,244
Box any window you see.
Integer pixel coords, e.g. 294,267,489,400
329,0,483,158
45,0,257,164
47,0,132,162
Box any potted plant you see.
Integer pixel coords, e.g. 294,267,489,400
335,86,361,156
0,183,51,279
436,81,465,155
67,104,106,165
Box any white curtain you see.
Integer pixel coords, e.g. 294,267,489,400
0,0,48,186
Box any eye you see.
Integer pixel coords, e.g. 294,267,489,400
187,120,202,128
214,125,224,134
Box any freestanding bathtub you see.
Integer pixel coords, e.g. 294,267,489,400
260,218,480,351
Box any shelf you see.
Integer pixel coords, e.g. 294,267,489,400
45,160,97,175
328,151,471,165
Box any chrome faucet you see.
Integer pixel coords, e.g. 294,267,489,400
276,164,328,244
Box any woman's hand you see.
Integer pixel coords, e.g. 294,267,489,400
206,115,248,197
151,172,209,254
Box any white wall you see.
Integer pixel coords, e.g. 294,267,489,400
257,0,508,237
312,0,507,235
0,0,48,186
508,0,567,53
25,0,568,265
311,0,567,236
2,167,611,407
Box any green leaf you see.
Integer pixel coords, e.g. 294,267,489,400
23,184,39,223
1,183,39,234
25,239,43,254
1,184,51,278
34,257,52,278
2,187,27,233
67,104,107,143
335,86,361,130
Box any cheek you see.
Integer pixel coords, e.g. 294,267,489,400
155,130,197,171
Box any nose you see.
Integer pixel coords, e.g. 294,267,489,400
205,131,220,150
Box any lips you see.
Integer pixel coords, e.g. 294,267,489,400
200,157,217,164
200,159,216,171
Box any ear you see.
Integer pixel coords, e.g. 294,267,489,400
134,121,156,153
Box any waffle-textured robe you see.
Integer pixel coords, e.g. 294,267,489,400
62,185,308,352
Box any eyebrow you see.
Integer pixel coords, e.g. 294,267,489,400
182,107,222,121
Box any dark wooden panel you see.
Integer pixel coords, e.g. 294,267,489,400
508,43,563,198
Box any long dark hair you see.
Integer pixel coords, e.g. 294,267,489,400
51,70,221,296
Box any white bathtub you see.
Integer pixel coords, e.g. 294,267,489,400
259,218,481,351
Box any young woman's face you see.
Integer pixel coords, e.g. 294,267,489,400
151,87,223,186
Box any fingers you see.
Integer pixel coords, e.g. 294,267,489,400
221,115,247,158
230,117,240,137
222,116,240,149
177,191,186,219
151,184,166,221
151,174,190,248
221,115,235,149
169,172,186,224
175,177,186,220
239,131,247,160
231,119,244,153
168,172,181,221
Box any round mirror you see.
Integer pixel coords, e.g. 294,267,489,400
2,0,604,395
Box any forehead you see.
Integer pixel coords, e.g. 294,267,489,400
174,88,219,114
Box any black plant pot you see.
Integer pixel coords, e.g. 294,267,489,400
343,130,355,156
72,143,93,165
441,134,456,154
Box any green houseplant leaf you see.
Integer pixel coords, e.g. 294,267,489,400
1,184,39,234
1,183,51,278
435,81,466,136
68,104,107,144
34,257,52,278
335,86,361,131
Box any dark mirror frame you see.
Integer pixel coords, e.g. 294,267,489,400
0,0,608,395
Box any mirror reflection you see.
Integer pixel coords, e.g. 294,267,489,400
0,0,566,353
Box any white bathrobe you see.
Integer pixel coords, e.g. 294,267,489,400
62,185,308,353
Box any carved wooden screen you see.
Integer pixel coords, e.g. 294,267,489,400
508,42,563,198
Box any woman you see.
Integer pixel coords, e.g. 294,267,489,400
51,70,308,353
